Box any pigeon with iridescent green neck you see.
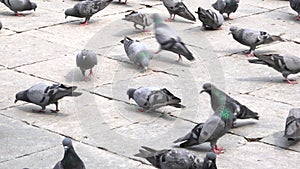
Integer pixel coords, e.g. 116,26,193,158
121,36,153,71
200,83,259,127
174,102,235,154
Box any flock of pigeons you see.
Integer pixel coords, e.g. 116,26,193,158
1,0,300,169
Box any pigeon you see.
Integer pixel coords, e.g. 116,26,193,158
162,0,196,22
212,0,239,20
127,86,185,112
174,102,236,154
53,138,86,169
0,0,37,16
76,49,98,81
195,7,224,30
123,11,153,31
200,83,259,126
0,21,2,30
248,53,300,84
65,0,113,25
134,146,217,169
284,108,300,141
229,26,284,57
290,0,300,20
15,83,82,112
120,36,153,71
153,13,195,62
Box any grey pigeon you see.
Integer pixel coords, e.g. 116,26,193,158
127,86,185,112
0,0,37,16
0,21,2,30
248,53,300,84
200,83,259,126
290,0,300,20
123,11,153,31
76,49,98,81
53,138,86,169
174,102,236,154
120,36,153,71
65,0,113,25
212,0,239,20
15,83,82,112
153,13,195,62
135,146,217,169
229,26,284,57
162,0,196,22
284,108,300,141
195,7,224,30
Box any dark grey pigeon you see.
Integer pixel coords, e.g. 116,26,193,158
153,13,195,62
212,0,239,20
195,7,224,30
162,0,196,22
120,36,153,71
284,108,300,141
76,49,98,81
174,102,235,154
135,146,217,169
127,86,185,112
290,0,300,20
229,26,284,57
15,83,82,112
248,53,300,84
0,0,37,16
200,83,259,127
53,138,86,169
123,11,153,31
65,0,113,25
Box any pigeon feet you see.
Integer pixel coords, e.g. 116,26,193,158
16,13,24,17
80,22,88,26
231,122,237,128
217,27,222,30
82,76,90,82
51,109,60,113
296,16,300,21
165,18,174,22
285,79,297,84
212,146,224,154
138,108,145,112
88,70,94,77
177,55,183,62
225,17,233,20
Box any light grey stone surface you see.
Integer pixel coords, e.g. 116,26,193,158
0,0,300,168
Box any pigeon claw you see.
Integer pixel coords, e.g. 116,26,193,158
212,145,224,154
246,53,254,57
296,16,300,21
80,22,88,26
16,13,24,17
138,108,145,112
285,79,297,84
165,18,174,22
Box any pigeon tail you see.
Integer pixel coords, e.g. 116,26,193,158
176,2,196,21
236,105,259,120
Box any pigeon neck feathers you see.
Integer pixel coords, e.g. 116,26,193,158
15,90,30,103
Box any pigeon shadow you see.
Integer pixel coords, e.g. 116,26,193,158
123,105,176,121
0,11,33,16
232,120,258,128
152,53,192,67
270,131,300,148
65,68,84,82
114,28,152,37
16,105,68,116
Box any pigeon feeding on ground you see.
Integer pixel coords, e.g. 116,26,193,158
248,53,300,84
65,0,113,25
195,7,224,30
135,146,217,169
120,36,153,71
53,138,86,169
123,11,154,31
284,108,300,141
0,0,37,16
153,13,195,62
200,83,259,127
162,0,196,22
127,87,185,112
174,102,236,154
290,0,300,20
76,49,98,81
229,26,284,57
15,83,82,112
212,0,239,20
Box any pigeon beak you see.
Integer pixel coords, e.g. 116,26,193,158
199,90,205,94
14,99,18,103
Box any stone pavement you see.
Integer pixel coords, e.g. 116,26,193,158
0,0,300,168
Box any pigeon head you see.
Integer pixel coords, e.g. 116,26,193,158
229,26,238,35
127,88,136,100
30,2,37,11
200,83,214,94
15,91,28,103
203,152,217,169
62,138,73,150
